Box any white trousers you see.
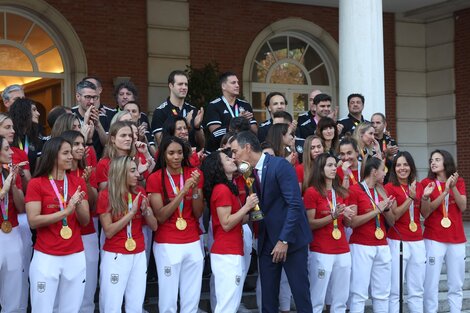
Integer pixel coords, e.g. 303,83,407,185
424,239,465,313
29,250,86,313
387,239,425,313
153,240,204,313
17,213,32,313
79,233,99,313
0,227,23,313
99,251,147,313
349,244,391,313
211,254,244,313
308,251,351,313
254,238,292,312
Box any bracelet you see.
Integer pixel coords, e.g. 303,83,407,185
330,211,337,220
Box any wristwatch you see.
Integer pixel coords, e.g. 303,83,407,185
192,193,200,200
281,240,288,245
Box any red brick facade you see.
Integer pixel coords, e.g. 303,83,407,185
188,0,396,135
455,8,470,220
44,0,148,109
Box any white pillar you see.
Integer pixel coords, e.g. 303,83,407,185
339,0,385,120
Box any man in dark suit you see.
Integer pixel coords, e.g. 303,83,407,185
230,131,312,313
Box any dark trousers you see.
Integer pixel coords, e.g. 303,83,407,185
258,243,312,313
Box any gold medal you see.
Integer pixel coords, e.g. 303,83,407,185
176,217,187,231
441,217,451,228
409,221,418,232
332,228,341,240
125,238,136,251
1,220,12,233
375,228,384,240
60,225,72,240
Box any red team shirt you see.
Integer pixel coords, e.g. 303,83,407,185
295,164,304,185
210,184,244,255
96,187,146,254
384,183,424,241
337,167,360,186
25,174,88,255
420,177,467,243
70,168,98,235
303,187,350,254
12,147,30,170
0,171,23,228
95,157,111,185
347,184,388,246
146,166,203,244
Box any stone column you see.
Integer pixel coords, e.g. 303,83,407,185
339,0,385,120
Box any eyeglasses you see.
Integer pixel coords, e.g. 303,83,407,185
79,93,99,101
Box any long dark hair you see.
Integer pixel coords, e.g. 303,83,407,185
316,117,339,153
155,136,192,204
10,98,41,149
310,153,348,198
34,137,70,178
162,116,188,139
362,155,387,199
427,149,456,180
265,123,291,157
201,151,239,210
389,151,417,186
60,130,87,170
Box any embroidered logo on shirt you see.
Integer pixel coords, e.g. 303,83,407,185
111,274,119,284
164,266,172,277
429,257,435,265
37,282,46,293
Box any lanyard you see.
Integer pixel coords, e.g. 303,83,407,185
49,174,68,226
171,107,187,118
18,136,29,154
0,174,9,222
127,193,133,239
347,161,361,184
222,96,239,118
326,189,338,229
400,185,415,222
361,182,381,229
167,168,184,218
435,180,449,218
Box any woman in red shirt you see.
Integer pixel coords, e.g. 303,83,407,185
97,156,158,313
337,137,362,188
303,153,355,313
0,134,25,312
296,135,324,194
202,150,258,313
62,130,99,313
26,137,89,313
147,136,204,313
420,149,466,313
348,156,395,313
385,151,433,313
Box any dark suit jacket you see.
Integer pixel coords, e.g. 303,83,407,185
257,154,312,253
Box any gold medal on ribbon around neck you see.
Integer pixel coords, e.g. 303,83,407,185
375,228,384,240
176,217,187,231
332,228,341,240
125,238,136,251
409,221,418,232
441,217,451,228
1,220,12,233
60,225,72,240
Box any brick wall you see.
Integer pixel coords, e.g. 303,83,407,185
188,0,396,134
45,0,148,110
455,8,470,220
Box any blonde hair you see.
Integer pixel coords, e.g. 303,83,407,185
108,156,136,216
352,122,374,157
104,121,136,159
110,110,132,127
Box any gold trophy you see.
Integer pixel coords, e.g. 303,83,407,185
238,161,264,221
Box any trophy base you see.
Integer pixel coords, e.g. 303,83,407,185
250,210,264,221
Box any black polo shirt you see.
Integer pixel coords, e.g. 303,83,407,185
258,119,272,143
338,113,367,137
151,98,198,146
296,111,317,139
203,97,256,152
72,105,110,158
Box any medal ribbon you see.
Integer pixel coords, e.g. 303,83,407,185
167,168,184,219
49,174,68,226
18,136,29,154
222,96,239,118
361,182,381,230
435,181,449,218
127,193,133,239
326,189,338,230
0,174,9,222
347,161,361,184
400,185,415,224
